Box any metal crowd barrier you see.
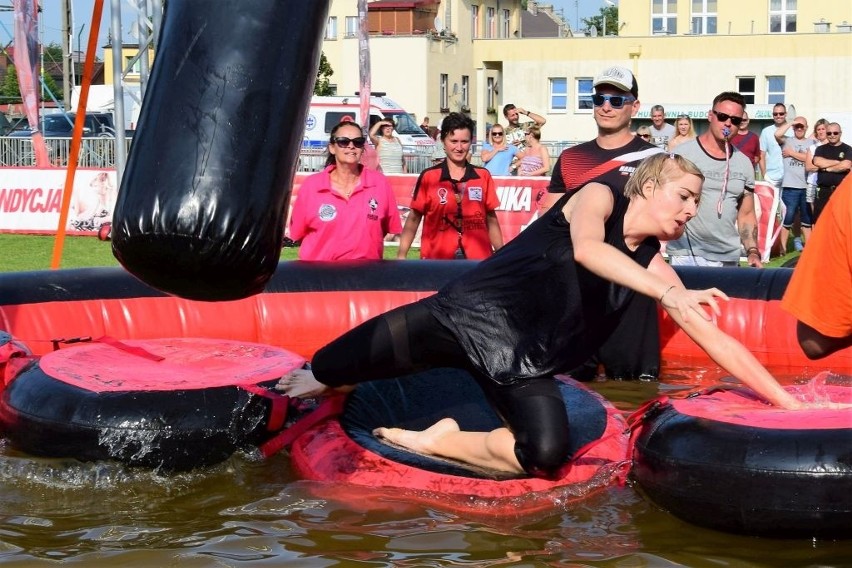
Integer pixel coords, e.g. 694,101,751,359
0,137,577,175
0,137,128,169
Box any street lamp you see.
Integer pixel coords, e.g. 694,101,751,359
77,24,86,70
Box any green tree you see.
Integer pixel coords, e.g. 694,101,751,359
314,52,334,96
582,5,618,36
1,63,63,105
0,64,22,104
40,70,61,103
43,42,64,67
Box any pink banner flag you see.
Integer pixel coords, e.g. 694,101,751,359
356,0,379,169
13,0,50,167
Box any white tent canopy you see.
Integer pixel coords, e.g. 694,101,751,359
70,85,142,131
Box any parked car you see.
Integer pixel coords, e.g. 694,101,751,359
9,113,116,138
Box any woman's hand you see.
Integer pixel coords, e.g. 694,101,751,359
660,286,728,323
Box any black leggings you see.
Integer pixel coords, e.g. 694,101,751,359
312,302,572,478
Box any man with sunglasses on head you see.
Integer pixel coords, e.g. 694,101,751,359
759,103,789,190
667,91,761,268
543,65,663,381
775,116,812,252
811,123,851,223
503,104,546,154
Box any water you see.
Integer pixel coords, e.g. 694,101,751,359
0,374,850,566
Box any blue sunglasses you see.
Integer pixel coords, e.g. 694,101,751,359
592,94,636,109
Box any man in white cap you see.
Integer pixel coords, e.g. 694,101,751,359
543,65,663,381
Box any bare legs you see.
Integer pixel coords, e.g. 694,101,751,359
277,370,525,475
374,418,524,475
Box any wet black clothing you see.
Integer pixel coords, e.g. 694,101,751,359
312,302,571,478
312,183,658,477
548,138,663,379
426,184,660,384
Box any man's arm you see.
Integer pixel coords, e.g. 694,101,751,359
805,146,819,173
796,321,852,360
782,146,809,162
812,156,852,173
485,210,503,252
737,191,762,268
516,107,546,127
396,210,423,259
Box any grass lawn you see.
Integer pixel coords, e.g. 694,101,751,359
0,234,801,273
0,234,414,273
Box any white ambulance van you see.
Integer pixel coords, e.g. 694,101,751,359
303,93,434,155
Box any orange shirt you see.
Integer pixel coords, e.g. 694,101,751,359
410,162,501,259
781,175,852,337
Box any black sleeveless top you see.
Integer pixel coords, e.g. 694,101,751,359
425,184,660,384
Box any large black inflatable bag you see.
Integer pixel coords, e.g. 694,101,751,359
112,0,330,301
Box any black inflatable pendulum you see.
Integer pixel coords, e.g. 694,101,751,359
112,0,330,300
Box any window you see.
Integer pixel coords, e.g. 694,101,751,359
487,77,496,111
737,77,755,105
767,76,785,104
486,7,496,38
325,112,365,133
471,5,480,39
652,0,677,34
502,9,511,38
769,0,797,33
325,16,338,40
691,0,717,34
440,74,449,111
461,75,470,109
123,55,141,74
550,78,568,112
576,78,594,111
345,16,358,38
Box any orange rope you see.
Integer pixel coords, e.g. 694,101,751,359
50,0,105,269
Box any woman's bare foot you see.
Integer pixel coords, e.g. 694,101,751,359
373,417,460,456
275,368,330,398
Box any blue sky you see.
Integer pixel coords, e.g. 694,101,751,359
2,1,606,56
0,0,137,57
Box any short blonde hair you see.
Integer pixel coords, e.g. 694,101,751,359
625,153,704,198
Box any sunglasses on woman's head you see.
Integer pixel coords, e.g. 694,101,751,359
491,131,504,136
333,136,366,148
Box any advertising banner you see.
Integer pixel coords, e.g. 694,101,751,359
1,170,549,242
0,169,779,261
0,169,117,234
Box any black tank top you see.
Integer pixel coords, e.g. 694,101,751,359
426,184,660,384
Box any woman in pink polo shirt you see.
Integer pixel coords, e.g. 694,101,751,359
289,121,403,260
